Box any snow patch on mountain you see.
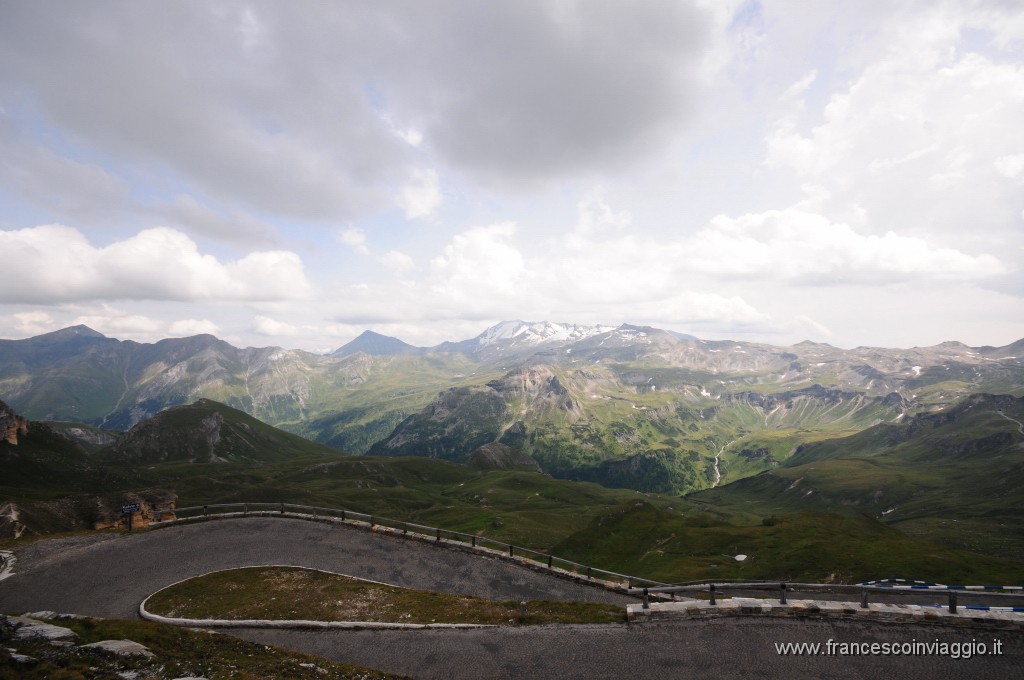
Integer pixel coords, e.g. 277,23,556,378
475,321,614,348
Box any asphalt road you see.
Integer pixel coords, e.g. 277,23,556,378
234,619,1024,680
0,516,631,618
1,516,1021,679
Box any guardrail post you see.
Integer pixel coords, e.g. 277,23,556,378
710,583,717,606
587,567,592,580
341,510,346,521
548,555,553,569
436,528,441,542
280,502,284,514
244,503,248,516
643,589,650,610
949,590,958,614
203,505,208,516
369,515,374,526
472,535,476,547
861,589,869,609
780,582,787,605
509,545,514,558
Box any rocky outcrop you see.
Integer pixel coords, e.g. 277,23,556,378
0,502,25,539
88,490,178,530
468,442,541,472
0,490,177,538
0,400,29,445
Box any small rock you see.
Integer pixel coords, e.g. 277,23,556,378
9,616,78,644
9,652,38,665
23,610,58,620
80,639,155,658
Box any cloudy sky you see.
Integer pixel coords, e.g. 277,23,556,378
1,1,1022,351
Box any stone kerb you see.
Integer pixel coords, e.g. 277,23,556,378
138,564,496,631
627,597,1024,631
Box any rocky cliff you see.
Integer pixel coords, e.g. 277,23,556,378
0,400,28,445
0,489,177,538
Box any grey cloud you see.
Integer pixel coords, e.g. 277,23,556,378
0,1,714,222
0,2,407,223
0,113,131,222
383,1,713,185
155,194,281,248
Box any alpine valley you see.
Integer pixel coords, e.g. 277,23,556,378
2,320,1024,580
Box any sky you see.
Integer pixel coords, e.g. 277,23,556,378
0,0,1022,352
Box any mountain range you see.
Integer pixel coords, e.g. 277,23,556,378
2,320,1023,497
3,392,1022,581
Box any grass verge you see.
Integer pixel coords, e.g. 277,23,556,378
145,566,626,625
0,614,396,679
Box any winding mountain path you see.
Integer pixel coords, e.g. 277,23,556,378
1,517,1021,679
997,409,1024,435
0,517,626,620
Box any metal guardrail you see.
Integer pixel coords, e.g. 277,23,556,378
152,502,670,591
149,503,1024,614
626,581,1024,614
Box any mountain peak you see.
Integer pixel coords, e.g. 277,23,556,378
475,320,614,348
35,325,107,341
332,330,422,358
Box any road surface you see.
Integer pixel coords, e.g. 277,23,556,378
1,516,1020,679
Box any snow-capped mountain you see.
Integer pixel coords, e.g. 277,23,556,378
434,320,615,356
474,320,615,348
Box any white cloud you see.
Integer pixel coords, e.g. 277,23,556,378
796,314,833,339
70,311,163,336
0,224,312,304
10,311,55,336
397,168,442,220
338,227,369,254
252,315,300,337
168,319,220,337
396,127,423,148
763,11,1024,243
570,191,632,243
782,69,817,100
995,154,1024,183
378,250,415,274
429,222,529,306
329,219,771,330
685,208,1005,284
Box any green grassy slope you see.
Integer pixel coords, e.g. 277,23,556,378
5,395,1024,585
551,500,1024,585
688,393,1024,559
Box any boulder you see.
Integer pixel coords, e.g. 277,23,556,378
9,616,78,644
80,639,155,658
